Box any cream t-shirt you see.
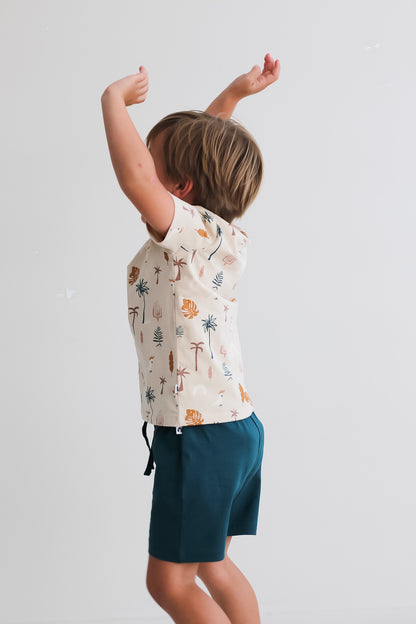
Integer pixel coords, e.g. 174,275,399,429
127,192,254,427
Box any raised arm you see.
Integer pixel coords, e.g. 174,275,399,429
205,53,281,119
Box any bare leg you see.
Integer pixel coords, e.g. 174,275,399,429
146,554,231,624
197,537,261,624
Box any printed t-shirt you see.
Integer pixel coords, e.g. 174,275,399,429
126,191,254,427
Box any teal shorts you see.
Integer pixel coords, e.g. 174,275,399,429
146,411,264,563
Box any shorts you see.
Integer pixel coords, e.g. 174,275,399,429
146,411,264,563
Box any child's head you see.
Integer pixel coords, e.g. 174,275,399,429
146,111,263,224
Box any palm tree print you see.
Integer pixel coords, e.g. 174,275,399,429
145,386,156,420
154,265,161,284
173,257,186,280
190,342,204,371
208,224,223,260
177,366,190,391
202,314,217,359
159,376,166,394
230,409,239,421
128,306,139,334
136,278,150,323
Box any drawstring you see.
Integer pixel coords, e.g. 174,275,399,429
142,421,155,476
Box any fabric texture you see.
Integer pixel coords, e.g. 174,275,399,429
127,192,255,427
148,411,264,563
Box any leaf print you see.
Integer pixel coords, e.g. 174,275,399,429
159,376,166,395
208,224,223,260
177,366,190,391
199,265,204,279
190,341,204,371
239,383,253,405
140,330,143,344
128,306,139,335
191,249,197,263
182,298,199,319
223,305,229,322
153,326,163,347
128,266,140,284
185,409,204,425
222,254,237,265
163,251,169,265
201,210,214,223
169,350,174,374
154,265,161,284
176,325,184,338
136,278,150,323
212,271,223,290
173,257,186,280
223,361,233,380
196,228,209,239
201,314,217,359
208,365,213,379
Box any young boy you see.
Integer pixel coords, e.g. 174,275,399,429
101,53,280,624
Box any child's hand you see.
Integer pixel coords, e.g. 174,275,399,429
104,66,149,106
227,53,280,99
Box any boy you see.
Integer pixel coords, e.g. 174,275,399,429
101,53,280,624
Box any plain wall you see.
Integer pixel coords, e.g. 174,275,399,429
1,0,416,622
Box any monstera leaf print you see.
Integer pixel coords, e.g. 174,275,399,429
181,299,199,319
185,409,204,425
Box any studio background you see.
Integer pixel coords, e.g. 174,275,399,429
1,1,415,622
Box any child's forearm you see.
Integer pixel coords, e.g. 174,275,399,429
101,87,155,190
204,88,240,119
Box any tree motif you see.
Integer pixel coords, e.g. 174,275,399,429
208,224,223,260
173,257,186,280
190,342,204,371
128,306,139,334
154,265,161,284
153,326,163,347
224,304,229,322
169,350,174,374
136,278,150,323
230,409,239,421
177,366,190,391
145,386,156,420
201,314,217,359
176,325,184,338
159,376,166,395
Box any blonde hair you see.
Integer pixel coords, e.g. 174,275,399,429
146,111,263,223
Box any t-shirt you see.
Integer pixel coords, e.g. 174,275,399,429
126,191,254,427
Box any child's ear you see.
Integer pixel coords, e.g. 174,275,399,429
175,177,194,200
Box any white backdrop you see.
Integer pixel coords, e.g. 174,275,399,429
1,1,415,622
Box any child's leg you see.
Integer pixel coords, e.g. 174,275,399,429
146,554,231,624
197,536,261,624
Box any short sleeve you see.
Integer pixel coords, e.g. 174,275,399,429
146,192,208,253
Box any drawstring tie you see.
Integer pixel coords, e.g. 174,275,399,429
142,422,155,476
